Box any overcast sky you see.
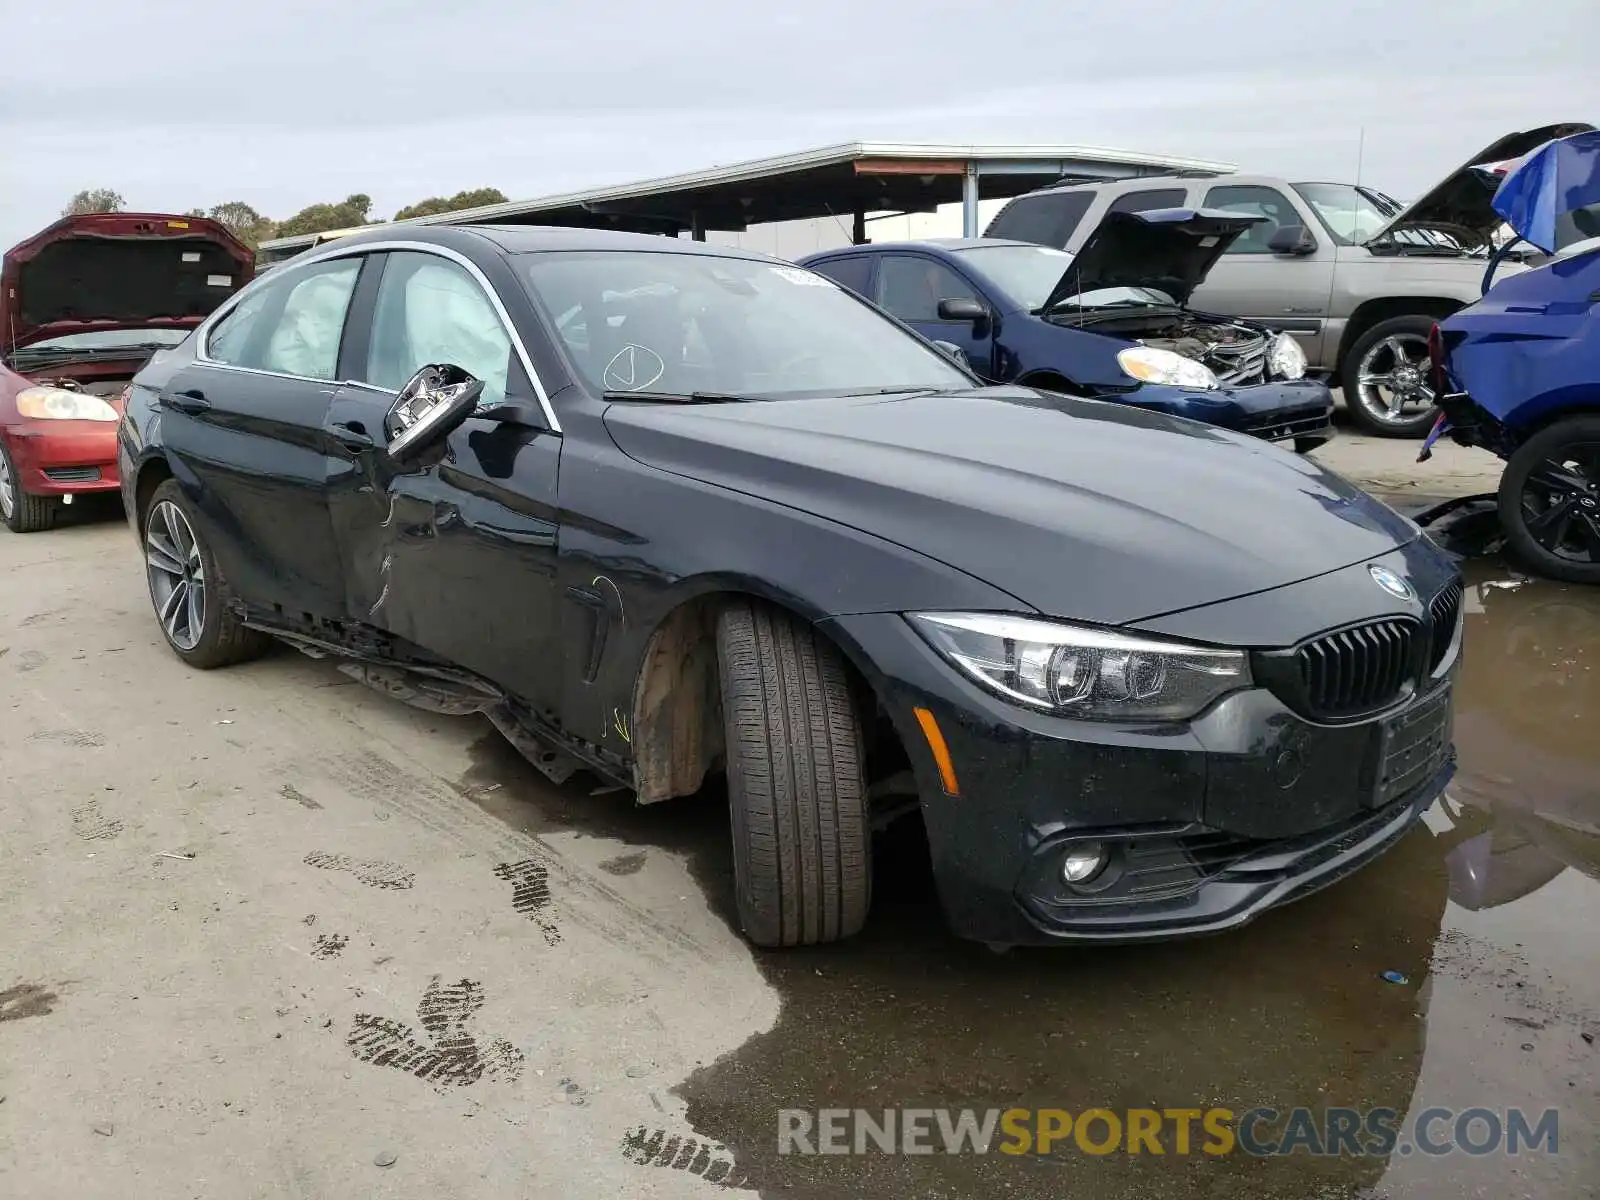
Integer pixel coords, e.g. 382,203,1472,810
3,0,1597,248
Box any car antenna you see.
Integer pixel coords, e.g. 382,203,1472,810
1353,125,1365,241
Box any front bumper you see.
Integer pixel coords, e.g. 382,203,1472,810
1128,379,1336,448
820,551,1461,946
3,420,121,496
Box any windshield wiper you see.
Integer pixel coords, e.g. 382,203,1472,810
10,341,178,365
1041,298,1153,315
834,386,945,397
602,389,752,404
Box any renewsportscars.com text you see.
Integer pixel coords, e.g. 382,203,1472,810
777,1106,1561,1158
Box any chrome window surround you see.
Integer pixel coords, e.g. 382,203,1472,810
193,240,561,433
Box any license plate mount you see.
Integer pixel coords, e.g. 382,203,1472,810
1373,686,1452,807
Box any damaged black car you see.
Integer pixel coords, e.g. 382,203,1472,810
119,226,1461,948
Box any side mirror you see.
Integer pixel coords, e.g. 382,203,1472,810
385,364,485,464
937,297,989,324
929,340,971,370
1267,224,1317,256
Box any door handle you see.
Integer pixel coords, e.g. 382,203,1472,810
327,420,376,452
160,388,211,415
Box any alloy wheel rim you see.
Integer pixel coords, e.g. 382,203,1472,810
145,500,207,651
1355,333,1436,426
0,451,13,519
1520,441,1600,564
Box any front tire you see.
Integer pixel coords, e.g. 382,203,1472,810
715,599,871,947
1341,315,1441,438
1498,416,1600,584
0,441,57,533
143,479,271,668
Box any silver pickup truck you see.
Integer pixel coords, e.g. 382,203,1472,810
985,123,1593,437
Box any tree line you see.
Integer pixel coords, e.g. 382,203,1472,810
60,187,510,249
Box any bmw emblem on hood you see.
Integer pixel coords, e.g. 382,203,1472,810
1367,564,1415,601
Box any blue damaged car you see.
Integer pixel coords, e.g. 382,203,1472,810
798,209,1336,452
1423,128,1600,583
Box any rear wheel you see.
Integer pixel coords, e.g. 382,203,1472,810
1341,315,1440,438
715,599,871,947
143,479,271,668
1498,416,1600,584
0,442,57,533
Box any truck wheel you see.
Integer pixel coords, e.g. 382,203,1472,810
0,442,57,533
1498,416,1600,585
715,599,871,947
143,479,272,668
1341,315,1441,438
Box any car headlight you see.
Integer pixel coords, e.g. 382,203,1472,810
15,386,119,422
1116,345,1219,390
1268,333,1307,380
908,612,1251,722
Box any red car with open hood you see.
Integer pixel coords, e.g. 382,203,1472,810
1,213,253,532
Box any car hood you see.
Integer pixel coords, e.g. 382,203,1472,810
2,213,254,349
602,386,1418,626
1364,122,1596,251
1040,208,1263,311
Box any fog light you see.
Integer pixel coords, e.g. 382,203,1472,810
1060,841,1107,885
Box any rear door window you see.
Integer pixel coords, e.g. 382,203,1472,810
1104,187,1189,215
984,191,1093,247
1202,185,1299,254
807,255,874,298
206,257,362,379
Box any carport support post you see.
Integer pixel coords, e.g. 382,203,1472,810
852,201,866,246
962,161,980,238
690,210,706,241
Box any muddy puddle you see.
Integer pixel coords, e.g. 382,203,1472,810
458,558,1600,1198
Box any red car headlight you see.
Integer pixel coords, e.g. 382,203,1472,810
15,386,120,422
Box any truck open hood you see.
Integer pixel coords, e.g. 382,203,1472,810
1364,122,1596,251
2,213,254,350
1039,208,1264,312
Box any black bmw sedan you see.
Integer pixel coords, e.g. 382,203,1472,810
118,225,1462,949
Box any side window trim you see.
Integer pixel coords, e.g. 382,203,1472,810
194,240,560,433
336,252,389,383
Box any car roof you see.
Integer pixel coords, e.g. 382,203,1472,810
808,237,1041,257
308,222,786,262
1026,172,1279,195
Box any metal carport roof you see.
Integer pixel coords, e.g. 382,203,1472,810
258,140,1234,260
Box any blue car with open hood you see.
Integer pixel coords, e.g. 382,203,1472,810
799,208,1335,451
1424,128,1600,582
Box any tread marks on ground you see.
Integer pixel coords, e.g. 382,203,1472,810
304,851,414,890
493,858,561,945
71,800,123,841
347,976,524,1087
287,746,711,969
311,933,348,959
620,1126,747,1187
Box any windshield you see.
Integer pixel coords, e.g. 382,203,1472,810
1291,183,1396,244
1293,182,1470,252
520,251,973,399
21,329,190,352
950,244,1174,312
